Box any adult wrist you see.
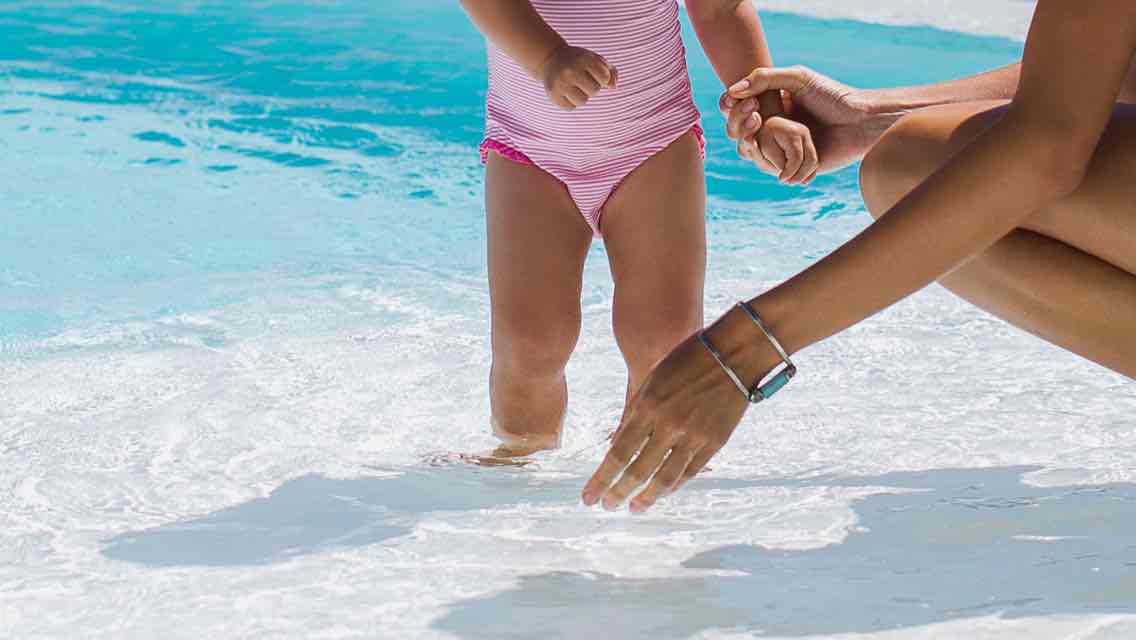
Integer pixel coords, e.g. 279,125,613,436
849,88,910,143
704,301,790,393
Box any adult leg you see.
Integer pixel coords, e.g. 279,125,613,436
860,102,1136,377
486,152,593,455
602,130,707,406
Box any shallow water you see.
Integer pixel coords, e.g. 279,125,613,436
3,1,1135,638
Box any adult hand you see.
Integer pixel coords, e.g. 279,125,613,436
721,66,886,175
582,308,781,513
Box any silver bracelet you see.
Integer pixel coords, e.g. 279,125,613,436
697,301,797,404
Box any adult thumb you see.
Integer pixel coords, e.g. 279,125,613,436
727,66,811,99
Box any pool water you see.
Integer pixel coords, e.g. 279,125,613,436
2,1,1135,638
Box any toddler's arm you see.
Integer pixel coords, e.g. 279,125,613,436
460,0,617,110
687,0,818,183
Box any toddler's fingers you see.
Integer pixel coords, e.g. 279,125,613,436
742,111,761,137
739,138,778,174
759,135,787,176
586,56,615,88
550,93,576,110
778,135,805,183
792,137,819,184
575,71,603,97
565,86,589,108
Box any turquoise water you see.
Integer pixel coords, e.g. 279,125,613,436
6,3,1136,639
1,1,1021,346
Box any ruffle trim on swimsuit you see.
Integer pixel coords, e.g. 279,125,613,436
478,139,535,166
479,124,705,167
690,122,707,159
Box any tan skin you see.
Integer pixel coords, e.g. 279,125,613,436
459,0,817,457
584,1,1136,512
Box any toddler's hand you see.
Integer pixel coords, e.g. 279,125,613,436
539,44,618,110
741,115,818,185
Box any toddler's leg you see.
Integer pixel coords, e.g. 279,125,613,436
602,130,707,407
485,152,593,455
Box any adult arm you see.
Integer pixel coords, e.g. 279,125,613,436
586,1,1136,512
720,63,1022,173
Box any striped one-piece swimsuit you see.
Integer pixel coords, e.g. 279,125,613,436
478,0,704,236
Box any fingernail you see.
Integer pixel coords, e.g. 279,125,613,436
741,98,756,113
582,491,597,506
747,112,760,127
725,97,736,107
729,79,750,93
629,500,647,514
602,498,620,511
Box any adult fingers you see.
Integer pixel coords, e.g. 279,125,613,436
582,413,652,505
600,432,678,510
629,445,696,513
672,447,717,494
718,91,738,116
727,65,811,99
725,97,757,140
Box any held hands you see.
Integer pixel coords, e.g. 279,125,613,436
721,85,817,184
720,66,880,177
538,44,618,110
753,114,819,185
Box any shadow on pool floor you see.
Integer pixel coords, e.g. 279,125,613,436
101,465,1136,637
101,463,585,567
432,466,1136,639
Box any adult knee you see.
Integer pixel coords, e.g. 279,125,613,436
860,112,949,221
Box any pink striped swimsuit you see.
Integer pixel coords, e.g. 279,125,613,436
478,0,705,236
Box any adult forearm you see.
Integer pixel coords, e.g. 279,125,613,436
712,113,1076,380
853,63,1020,134
864,63,1021,112
764,118,1059,351
460,0,565,77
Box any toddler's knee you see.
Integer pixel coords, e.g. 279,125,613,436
492,316,580,378
615,312,699,374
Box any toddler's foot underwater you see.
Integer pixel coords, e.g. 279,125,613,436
422,425,561,468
